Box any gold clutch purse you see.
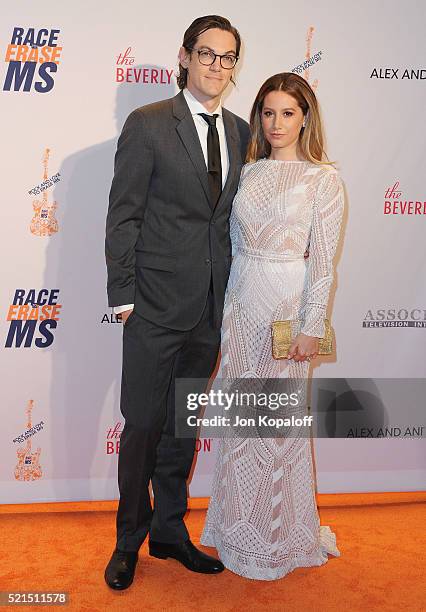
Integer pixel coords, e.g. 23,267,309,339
271,319,333,359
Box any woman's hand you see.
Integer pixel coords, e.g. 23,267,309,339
287,333,319,362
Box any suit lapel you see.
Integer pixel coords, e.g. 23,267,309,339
173,92,211,206
215,108,241,213
172,92,243,212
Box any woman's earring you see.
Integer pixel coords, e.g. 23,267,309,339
302,118,306,128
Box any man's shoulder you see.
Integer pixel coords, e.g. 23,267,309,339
224,108,250,151
124,94,177,129
224,107,249,132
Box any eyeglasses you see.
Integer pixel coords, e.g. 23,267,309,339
187,47,238,70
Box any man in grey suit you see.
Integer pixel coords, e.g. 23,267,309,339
104,15,249,589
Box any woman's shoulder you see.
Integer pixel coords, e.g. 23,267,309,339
312,162,340,179
311,164,345,210
239,160,259,182
241,160,258,172
312,163,344,191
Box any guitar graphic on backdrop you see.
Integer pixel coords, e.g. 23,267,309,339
304,26,319,91
14,400,42,481
30,148,59,236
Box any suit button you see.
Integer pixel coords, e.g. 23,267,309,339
205,258,211,264
211,220,215,225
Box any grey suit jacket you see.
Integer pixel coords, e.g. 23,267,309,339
105,90,250,330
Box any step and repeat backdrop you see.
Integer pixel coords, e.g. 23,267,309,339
1,1,425,503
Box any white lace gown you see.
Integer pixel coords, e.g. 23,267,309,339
200,159,345,580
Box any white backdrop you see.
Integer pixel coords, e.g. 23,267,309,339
1,0,425,503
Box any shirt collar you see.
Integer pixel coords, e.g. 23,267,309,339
183,88,223,118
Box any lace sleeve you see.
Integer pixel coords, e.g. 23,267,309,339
300,168,345,338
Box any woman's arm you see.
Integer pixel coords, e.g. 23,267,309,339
288,168,345,361
230,163,251,258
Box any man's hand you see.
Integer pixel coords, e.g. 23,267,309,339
120,309,133,325
287,333,319,362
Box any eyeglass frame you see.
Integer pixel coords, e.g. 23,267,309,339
185,47,239,70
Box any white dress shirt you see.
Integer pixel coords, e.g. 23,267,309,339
113,88,229,316
182,87,229,188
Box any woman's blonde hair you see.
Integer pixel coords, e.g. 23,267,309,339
246,72,333,165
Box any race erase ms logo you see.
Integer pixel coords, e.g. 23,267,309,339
5,289,62,348
3,27,62,93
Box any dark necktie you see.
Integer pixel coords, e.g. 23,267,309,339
198,113,222,207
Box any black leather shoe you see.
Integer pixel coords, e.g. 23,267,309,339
104,549,138,590
149,539,224,574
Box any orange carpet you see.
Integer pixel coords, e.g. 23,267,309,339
0,494,425,611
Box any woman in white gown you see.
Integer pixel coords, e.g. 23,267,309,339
201,73,345,580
